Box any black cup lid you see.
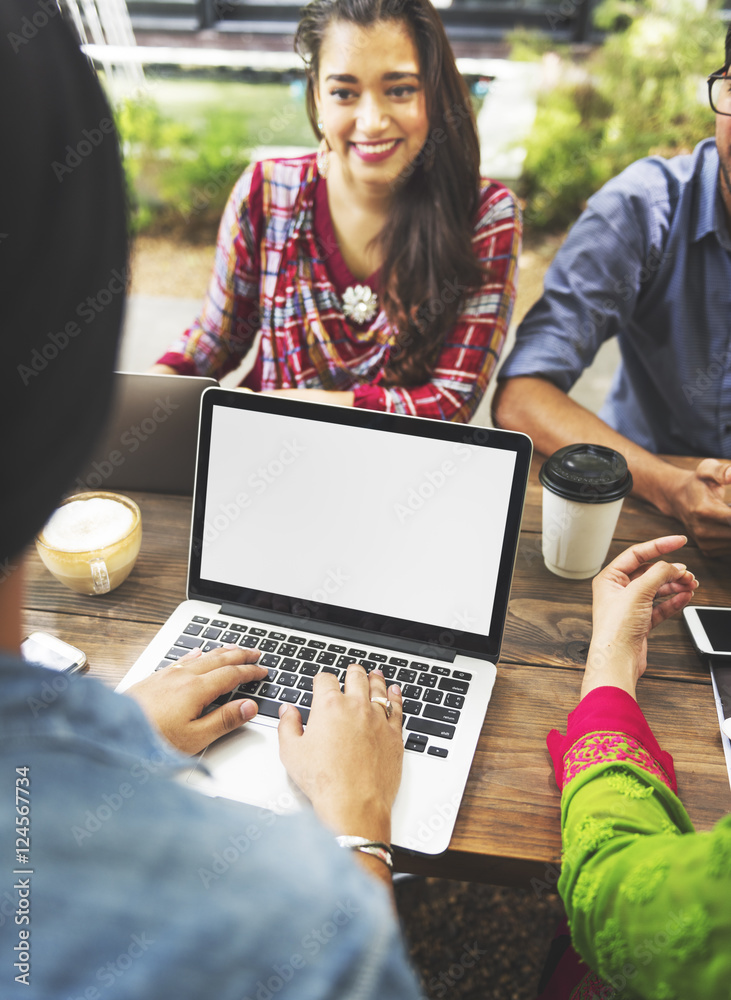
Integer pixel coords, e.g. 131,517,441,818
539,444,633,504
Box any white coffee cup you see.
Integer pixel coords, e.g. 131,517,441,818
539,445,633,580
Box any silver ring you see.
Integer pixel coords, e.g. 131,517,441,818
370,696,392,720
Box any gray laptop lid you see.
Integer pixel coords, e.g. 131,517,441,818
76,372,217,495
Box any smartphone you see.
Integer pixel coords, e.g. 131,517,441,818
21,631,87,674
683,608,731,741
683,606,731,658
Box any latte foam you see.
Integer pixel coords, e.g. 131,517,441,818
42,497,134,552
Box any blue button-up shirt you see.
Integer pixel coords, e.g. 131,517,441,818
500,138,731,455
0,654,422,1000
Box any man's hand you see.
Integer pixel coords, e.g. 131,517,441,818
278,665,403,843
665,459,731,558
582,535,699,701
125,646,266,755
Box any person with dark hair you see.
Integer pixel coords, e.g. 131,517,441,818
0,5,422,998
494,23,731,556
152,0,520,422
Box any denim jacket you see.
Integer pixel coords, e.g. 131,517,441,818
0,654,422,999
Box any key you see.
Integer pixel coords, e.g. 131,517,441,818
327,644,346,653
438,678,469,695
423,705,460,725
418,673,437,688
411,661,429,671
424,689,443,705
402,684,423,700
389,657,408,667
406,718,455,740
307,639,326,649
192,616,209,624
300,692,313,708
279,689,300,704
240,635,259,648
202,627,222,639
183,623,203,636
202,640,223,653
316,651,336,665
259,639,279,653
453,670,472,681
367,652,387,662
259,682,281,699
405,736,427,753
221,631,241,644
175,634,203,649
211,619,229,628
298,663,319,677
431,665,450,676
289,636,306,645
279,643,297,657
278,672,298,688
348,648,366,657
297,647,317,661
269,631,287,641
297,675,313,691
259,654,281,668
396,668,416,684
445,694,464,709
428,746,448,758
249,628,267,637
228,623,247,632
402,700,421,715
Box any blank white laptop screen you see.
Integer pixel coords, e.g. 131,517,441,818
200,405,517,637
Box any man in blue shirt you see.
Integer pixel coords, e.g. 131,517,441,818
494,24,731,557
0,6,419,998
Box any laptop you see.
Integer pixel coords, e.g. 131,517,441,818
117,388,532,855
75,372,217,495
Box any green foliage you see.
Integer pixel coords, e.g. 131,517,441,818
113,82,313,235
519,0,722,231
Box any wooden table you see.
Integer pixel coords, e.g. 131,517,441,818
21,455,731,886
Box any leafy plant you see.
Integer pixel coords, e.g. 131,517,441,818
518,0,722,231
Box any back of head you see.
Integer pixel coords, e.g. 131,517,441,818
0,2,128,568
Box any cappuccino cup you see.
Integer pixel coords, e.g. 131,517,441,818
36,492,142,595
539,445,632,580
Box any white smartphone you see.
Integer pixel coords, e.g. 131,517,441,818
683,606,731,658
683,608,731,741
21,631,87,674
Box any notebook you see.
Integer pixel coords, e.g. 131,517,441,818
76,372,217,495
117,388,532,855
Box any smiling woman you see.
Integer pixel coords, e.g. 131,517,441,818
153,0,521,422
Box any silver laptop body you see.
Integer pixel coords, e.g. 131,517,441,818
76,371,217,495
117,388,532,855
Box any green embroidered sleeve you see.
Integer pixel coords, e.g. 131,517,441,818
559,760,731,1000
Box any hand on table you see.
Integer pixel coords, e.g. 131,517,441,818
665,460,731,558
582,535,699,701
278,665,403,844
125,646,266,754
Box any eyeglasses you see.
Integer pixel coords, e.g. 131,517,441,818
708,67,731,116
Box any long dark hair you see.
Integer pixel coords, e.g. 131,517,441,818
295,0,484,387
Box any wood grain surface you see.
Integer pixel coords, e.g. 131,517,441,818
21,460,731,884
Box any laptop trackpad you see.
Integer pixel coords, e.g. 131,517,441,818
184,722,308,814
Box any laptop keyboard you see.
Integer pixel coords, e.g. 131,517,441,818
155,615,474,758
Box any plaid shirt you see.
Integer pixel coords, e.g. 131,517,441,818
159,155,521,422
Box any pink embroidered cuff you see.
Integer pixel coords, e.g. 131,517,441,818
547,686,676,793
155,352,199,378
